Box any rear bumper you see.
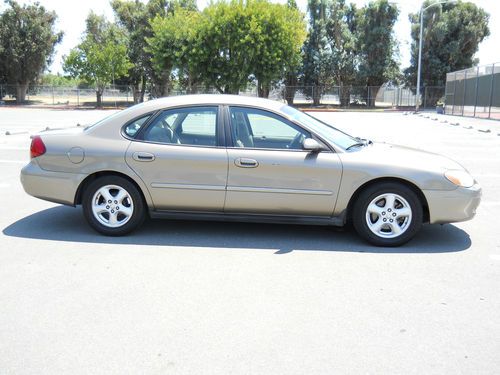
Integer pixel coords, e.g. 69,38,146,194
20,160,85,206
423,183,482,224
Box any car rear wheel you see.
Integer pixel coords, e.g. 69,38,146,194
352,182,423,247
82,176,145,236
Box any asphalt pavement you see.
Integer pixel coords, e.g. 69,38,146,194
0,107,499,374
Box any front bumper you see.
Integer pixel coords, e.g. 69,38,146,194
20,160,86,206
423,183,482,224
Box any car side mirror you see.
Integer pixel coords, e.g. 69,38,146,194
302,138,322,152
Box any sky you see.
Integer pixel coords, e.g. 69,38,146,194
1,0,499,74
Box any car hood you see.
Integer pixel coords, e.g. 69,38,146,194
353,142,466,172
336,141,468,190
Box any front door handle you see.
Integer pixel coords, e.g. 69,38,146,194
235,158,259,168
133,152,155,162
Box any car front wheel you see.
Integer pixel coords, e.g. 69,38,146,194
352,182,423,247
82,176,145,236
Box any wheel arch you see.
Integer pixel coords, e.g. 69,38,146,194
345,177,430,224
74,171,150,209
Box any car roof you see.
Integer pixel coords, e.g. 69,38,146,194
134,94,286,112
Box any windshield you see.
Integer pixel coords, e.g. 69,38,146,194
281,105,359,150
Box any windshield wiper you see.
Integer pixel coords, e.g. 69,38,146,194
345,142,366,150
346,137,372,150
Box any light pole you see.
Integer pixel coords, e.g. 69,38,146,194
415,0,456,112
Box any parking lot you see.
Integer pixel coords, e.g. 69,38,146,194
1,107,499,374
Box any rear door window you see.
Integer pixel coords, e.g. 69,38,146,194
141,107,218,146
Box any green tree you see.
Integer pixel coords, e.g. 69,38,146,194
63,13,132,108
148,0,305,96
0,39,5,94
111,0,172,103
283,0,302,105
247,0,306,97
192,1,254,94
302,0,333,106
326,0,358,107
148,8,202,94
38,73,81,87
356,0,399,106
0,0,63,103
405,0,489,89
302,0,358,107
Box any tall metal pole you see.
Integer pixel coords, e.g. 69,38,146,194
416,7,424,112
415,0,458,113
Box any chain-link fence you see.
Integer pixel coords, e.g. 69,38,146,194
445,63,500,120
0,83,444,110
0,84,135,107
268,85,443,109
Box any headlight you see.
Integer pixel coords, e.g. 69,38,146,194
445,170,475,188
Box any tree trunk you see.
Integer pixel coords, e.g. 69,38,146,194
224,85,239,95
367,97,376,108
312,85,322,106
159,71,170,97
284,72,297,106
339,85,351,107
16,83,29,103
187,75,194,94
366,86,380,108
96,90,103,108
258,86,269,98
150,69,171,98
140,75,146,103
257,80,270,98
131,84,141,104
284,85,296,106
160,82,169,97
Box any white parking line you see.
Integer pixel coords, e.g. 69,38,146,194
0,146,29,151
474,175,500,179
0,159,27,164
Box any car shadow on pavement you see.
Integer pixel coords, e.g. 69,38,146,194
3,206,472,254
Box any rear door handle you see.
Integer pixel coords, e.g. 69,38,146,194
133,152,155,162
235,158,259,168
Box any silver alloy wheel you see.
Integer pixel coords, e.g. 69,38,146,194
365,193,412,238
91,184,134,228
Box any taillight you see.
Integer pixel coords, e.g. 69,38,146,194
30,136,46,159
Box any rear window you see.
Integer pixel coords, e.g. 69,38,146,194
123,115,152,138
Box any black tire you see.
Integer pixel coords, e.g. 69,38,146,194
352,182,423,247
82,176,146,236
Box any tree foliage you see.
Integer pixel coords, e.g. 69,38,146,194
405,0,490,88
148,7,201,93
63,13,132,107
194,1,254,94
111,0,172,102
302,0,332,105
148,0,306,96
356,0,399,87
356,0,399,106
1,0,492,108
0,0,63,102
326,0,357,106
283,0,302,105
38,73,81,87
302,0,358,106
247,0,306,97
303,0,399,106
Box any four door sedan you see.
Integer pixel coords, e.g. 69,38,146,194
21,95,481,246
